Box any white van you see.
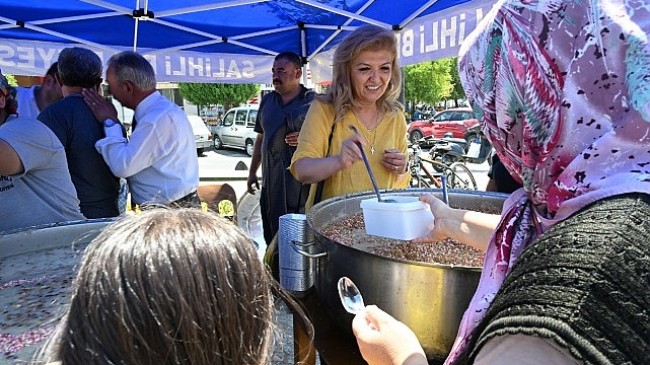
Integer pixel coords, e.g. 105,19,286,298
187,115,213,155
211,106,258,156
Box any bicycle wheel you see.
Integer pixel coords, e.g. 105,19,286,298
409,166,431,188
446,162,477,190
410,176,432,188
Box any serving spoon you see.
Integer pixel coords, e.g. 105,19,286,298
349,126,398,203
337,277,366,315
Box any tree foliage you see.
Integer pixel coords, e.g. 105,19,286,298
404,58,453,107
178,83,260,110
448,58,466,107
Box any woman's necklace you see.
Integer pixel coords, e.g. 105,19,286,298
354,109,383,154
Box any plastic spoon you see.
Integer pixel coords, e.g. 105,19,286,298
349,126,397,203
337,277,365,315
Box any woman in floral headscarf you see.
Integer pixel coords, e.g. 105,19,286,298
350,0,650,365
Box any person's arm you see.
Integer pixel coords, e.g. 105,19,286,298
292,134,364,183
0,120,56,176
352,306,428,365
485,178,498,192
380,149,408,175
414,194,501,252
486,154,498,191
83,88,172,178
248,97,268,194
381,148,410,187
0,139,23,175
291,100,364,184
247,133,262,194
474,334,581,365
380,112,410,187
95,120,165,178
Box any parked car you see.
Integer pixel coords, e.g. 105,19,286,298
187,115,213,156
407,107,478,145
211,106,258,156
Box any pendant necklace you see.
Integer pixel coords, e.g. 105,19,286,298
354,110,383,154
367,129,378,154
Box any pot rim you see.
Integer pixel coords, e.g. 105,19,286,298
307,188,509,271
0,217,115,236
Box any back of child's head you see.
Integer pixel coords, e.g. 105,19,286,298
38,208,274,365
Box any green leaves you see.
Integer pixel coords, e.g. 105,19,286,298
404,57,465,106
178,83,260,110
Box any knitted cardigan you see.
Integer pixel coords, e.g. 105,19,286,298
459,193,650,365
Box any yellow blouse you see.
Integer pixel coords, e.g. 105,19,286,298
290,99,409,209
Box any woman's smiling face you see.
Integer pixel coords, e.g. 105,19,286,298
351,49,393,107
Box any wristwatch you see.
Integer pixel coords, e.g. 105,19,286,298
103,119,117,128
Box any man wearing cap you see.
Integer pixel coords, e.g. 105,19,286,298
81,51,199,208
38,47,120,218
0,69,84,232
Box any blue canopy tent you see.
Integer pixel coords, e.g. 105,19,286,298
0,0,496,83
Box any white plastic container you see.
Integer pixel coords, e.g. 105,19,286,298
360,196,435,240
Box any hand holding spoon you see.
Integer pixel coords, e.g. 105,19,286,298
349,126,397,203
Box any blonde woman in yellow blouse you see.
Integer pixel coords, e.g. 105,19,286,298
291,24,409,209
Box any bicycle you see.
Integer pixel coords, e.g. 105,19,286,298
408,142,478,190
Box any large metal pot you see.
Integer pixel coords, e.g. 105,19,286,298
305,189,508,361
0,219,114,365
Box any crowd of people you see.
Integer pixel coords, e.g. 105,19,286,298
0,48,201,232
1,0,648,363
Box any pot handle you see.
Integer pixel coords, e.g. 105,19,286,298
290,240,327,258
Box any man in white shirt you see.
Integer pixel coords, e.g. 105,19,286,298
82,51,199,207
15,62,63,120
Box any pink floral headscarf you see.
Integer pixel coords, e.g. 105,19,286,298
448,0,650,362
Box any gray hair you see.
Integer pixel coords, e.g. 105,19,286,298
107,51,157,91
57,47,102,88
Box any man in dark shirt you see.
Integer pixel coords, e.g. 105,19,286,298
246,52,314,276
39,47,120,218
486,153,522,194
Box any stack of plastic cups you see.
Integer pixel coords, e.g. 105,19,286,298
278,213,313,298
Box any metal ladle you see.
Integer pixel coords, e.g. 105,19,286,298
337,277,365,315
440,174,449,205
349,126,397,203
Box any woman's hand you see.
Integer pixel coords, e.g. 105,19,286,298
381,149,407,174
413,194,501,252
412,194,453,243
352,305,428,365
82,88,118,123
337,134,364,169
285,131,300,147
294,134,365,184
